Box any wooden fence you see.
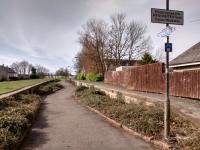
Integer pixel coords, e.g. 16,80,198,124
104,63,200,99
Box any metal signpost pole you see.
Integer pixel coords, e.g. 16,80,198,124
151,0,184,140
164,0,170,140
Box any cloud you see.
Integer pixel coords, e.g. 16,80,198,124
0,55,21,66
0,0,199,71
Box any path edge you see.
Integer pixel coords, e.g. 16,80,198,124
75,98,170,150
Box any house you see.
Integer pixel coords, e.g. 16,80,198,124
105,59,140,71
170,42,200,71
0,65,17,80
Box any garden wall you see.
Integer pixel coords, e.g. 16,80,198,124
104,63,200,99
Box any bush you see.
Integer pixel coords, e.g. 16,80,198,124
9,77,19,81
36,82,63,95
95,73,104,81
0,115,28,137
0,128,18,150
18,94,41,104
86,72,96,81
76,73,86,80
0,77,7,82
30,74,40,79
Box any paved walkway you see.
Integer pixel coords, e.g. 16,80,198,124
20,81,156,150
76,81,200,127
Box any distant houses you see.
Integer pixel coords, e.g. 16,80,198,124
170,42,200,71
0,65,17,81
105,59,141,71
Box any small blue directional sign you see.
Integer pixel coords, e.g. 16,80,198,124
165,43,172,52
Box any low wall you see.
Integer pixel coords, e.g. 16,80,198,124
105,63,200,99
74,80,160,107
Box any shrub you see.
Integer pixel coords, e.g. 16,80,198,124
0,77,7,82
0,97,18,111
86,72,96,81
18,94,41,104
0,115,28,137
76,73,86,80
0,128,18,150
9,77,19,81
95,73,104,81
36,82,63,95
54,79,61,82
30,74,40,79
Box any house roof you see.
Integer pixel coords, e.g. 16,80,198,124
170,42,200,66
0,65,16,73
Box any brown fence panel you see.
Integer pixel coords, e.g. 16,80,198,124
104,63,200,99
170,70,200,99
105,63,165,93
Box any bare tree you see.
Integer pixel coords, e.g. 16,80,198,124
55,68,69,76
27,64,33,75
108,14,151,66
74,51,84,73
10,62,20,74
75,13,151,73
127,21,151,62
108,13,128,66
78,19,108,74
11,60,33,75
19,61,29,75
154,47,165,62
35,65,49,76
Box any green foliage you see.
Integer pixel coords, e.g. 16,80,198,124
0,79,46,95
139,52,156,65
76,72,104,81
95,73,104,81
75,73,86,80
86,72,96,81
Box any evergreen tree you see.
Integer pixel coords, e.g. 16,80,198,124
139,52,156,65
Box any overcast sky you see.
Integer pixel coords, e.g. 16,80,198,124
0,0,199,72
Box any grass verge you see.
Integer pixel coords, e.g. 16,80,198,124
75,86,200,150
0,80,64,150
0,79,48,95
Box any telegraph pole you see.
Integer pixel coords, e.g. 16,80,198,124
164,0,170,140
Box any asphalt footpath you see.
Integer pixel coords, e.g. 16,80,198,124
20,81,156,150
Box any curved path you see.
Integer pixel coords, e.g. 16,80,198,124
20,81,156,150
